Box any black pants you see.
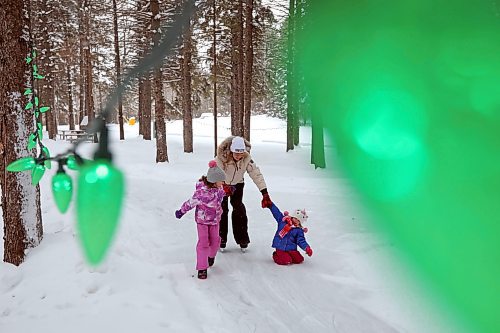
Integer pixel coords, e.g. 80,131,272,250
220,183,249,246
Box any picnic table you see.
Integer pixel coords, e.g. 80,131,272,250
58,130,94,143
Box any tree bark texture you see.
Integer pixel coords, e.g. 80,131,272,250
182,24,193,153
113,0,125,140
83,0,94,136
286,0,296,151
151,0,168,162
67,66,75,130
212,0,218,157
243,0,253,141
142,73,152,140
0,0,43,266
78,0,85,125
236,0,244,136
40,0,57,140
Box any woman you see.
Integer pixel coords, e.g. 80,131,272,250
216,136,272,251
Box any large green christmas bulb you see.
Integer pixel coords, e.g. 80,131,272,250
51,170,73,214
7,157,36,172
300,1,500,332
76,159,124,265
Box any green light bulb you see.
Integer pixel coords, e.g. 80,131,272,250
66,154,89,170
300,2,500,332
7,157,36,172
76,159,124,266
66,155,79,170
42,146,51,169
31,164,46,185
52,171,73,214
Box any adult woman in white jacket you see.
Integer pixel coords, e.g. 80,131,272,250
215,136,272,250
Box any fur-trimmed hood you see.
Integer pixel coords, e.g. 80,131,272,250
215,136,266,191
217,136,252,164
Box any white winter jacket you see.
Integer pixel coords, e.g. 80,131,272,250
215,136,267,191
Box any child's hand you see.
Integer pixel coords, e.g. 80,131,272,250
305,246,313,257
175,210,184,219
223,184,235,196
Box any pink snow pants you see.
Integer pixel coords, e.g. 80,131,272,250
272,249,304,265
196,223,221,270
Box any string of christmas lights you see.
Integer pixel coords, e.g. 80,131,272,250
6,0,195,266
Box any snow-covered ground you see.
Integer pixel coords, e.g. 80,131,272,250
0,115,463,332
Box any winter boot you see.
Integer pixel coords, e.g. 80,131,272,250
240,243,248,253
197,269,208,279
208,257,215,267
219,240,226,252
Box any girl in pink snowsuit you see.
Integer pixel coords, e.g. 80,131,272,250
175,161,226,279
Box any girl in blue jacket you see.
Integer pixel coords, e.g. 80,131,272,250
265,202,313,265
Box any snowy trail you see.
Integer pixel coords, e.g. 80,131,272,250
0,116,462,333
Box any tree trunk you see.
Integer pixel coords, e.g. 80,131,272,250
151,0,168,162
236,0,244,136
0,0,43,266
212,0,218,157
243,0,253,141
83,0,95,140
78,1,85,125
138,77,144,135
143,73,152,140
40,0,56,140
182,24,193,153
293,0,302,146
113,0,124,140
138,0,152,140
67,66,75,130
286,0,296,151
230,16,237,136
311,101,326,168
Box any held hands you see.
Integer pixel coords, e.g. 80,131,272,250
175,210,184,219
305,246,313,257
261,193,273,208
223,184,236,196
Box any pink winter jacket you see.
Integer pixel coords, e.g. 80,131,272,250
179,181,226,225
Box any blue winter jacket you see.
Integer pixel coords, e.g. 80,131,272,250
269,203,310,252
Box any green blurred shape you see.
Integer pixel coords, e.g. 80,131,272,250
42,146,51,169
66,154,89,170
76,159,124,266
7,157,36,172
52,171,73,214
37,123,43,141
66,155,80,170
27,133,37,150
299,1,500,332
31,164,45,185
